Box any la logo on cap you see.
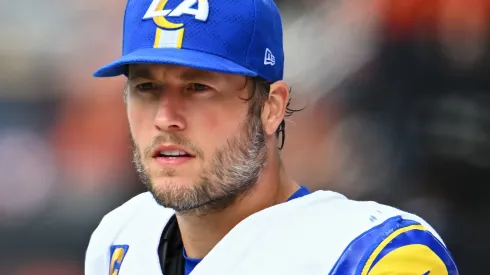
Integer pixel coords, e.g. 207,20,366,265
143,0,209,48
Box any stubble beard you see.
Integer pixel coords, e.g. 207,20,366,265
131,113,268,216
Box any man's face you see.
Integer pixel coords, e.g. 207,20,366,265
127,64,268,214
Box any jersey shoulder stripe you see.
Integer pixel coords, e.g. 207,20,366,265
329,215,459,275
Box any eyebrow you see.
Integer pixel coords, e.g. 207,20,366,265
128,67,154,81
128,66,222,82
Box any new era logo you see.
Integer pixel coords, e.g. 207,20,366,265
264,48,275,66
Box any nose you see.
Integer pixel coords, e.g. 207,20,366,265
154,92,187,132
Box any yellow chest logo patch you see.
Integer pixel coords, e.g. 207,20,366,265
109,245,129,275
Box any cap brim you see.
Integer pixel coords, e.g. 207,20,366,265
93,48,258,78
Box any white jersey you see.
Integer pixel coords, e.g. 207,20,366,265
85,191,458,275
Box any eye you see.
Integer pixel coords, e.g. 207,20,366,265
188,83,211,92
134,82,158,92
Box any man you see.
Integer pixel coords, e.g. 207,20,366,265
85,0,459,274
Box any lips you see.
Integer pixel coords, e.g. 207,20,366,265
151,145,195,158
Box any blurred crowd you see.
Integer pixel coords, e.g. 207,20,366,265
1,0,489,274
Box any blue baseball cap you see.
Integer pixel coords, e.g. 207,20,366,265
93,0,284,83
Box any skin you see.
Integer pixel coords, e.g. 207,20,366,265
126,63,300,259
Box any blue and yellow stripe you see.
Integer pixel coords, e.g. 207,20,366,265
329,216,458,274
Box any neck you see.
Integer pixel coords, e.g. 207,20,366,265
176,160,299,259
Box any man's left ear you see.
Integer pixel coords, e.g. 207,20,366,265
261,81,289,136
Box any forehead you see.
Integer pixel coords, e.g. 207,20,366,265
128,64,234,82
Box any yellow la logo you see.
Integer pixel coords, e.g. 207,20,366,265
143,0,209,30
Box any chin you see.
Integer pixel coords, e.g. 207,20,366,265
150,175,196,191
146,176,205,212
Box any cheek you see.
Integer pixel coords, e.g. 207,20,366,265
201,100,248,131
201,111,220,131
127,103,154,145
193,103,247,146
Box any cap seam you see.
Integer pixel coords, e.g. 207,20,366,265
245,0,259,73
121,0,131,53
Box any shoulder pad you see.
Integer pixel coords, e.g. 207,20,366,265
329,215,459,275
92,192,156,236
85,192,173,275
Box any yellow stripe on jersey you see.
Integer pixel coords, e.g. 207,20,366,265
328,216,458,275
361,224,425,274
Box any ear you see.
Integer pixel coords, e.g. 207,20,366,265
261,80,289,136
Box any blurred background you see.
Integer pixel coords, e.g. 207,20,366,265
0,0,488,273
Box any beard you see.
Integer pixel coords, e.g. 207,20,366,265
131,113,268,215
